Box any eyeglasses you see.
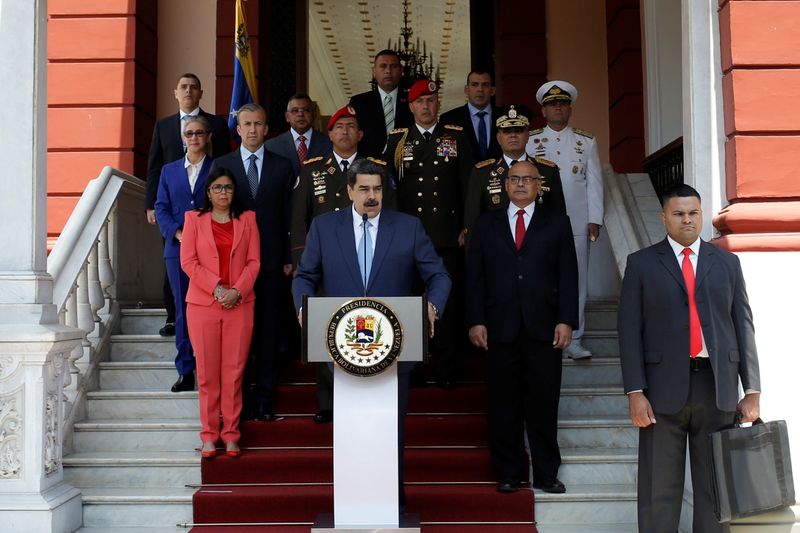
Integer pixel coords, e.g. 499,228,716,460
184,130,208,138
210,184,235,194
288,107,311,114
507,176,543,185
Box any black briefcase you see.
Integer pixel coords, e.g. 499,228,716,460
709,418,796,523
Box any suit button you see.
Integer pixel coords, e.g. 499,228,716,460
335,208,340,211
419,177,423,182
433,192,438,197
336,193,340,197
434,161,439,165
518,275,523,279
417,207,422,213
190,200,194,204
419,162,423,167
434,176,439,181
418,192,422,197
433,207,438,213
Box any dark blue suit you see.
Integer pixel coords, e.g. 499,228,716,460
155,156,212,376
292,207,451,505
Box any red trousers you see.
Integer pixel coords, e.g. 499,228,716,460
186,300,254,443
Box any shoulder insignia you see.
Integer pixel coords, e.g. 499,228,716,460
529,128,544,136
389,128,408,135
367,157,387,166
574,128,595,139
444,124,463,131
303,156,323,165
533,157,556,168
475,158,496,169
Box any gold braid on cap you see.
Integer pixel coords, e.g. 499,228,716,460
393,129,409,180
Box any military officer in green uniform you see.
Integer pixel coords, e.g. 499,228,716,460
463,106,566,237
290,104,391,422
383,79,476,388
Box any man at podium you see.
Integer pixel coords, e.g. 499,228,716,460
292,157,451,504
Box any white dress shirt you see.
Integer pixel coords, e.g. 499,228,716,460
352,205,380,255
334,152,357,172
507,201,535,236
291,128,313,151
183,155,206,193
415,123,436,137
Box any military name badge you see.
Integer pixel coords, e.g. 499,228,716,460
437,138,457,161
327,298,403,376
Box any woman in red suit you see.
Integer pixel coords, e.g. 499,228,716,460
180,167,260,458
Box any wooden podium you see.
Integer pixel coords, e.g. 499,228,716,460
303,296,425,532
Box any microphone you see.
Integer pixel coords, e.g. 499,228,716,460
361,212,368,296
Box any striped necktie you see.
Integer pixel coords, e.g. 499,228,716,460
383,94,394,132
247,154,259,199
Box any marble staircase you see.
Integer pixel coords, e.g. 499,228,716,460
66,301,638,532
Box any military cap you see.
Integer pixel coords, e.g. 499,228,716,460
536,80,578,105
327,104,358,130
495,105,530,129
408,79,438,103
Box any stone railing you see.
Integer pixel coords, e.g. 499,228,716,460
47,166,163,451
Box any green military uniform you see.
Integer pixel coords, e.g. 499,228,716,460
384,123,475,249
290,153,393,268
463,155,566,234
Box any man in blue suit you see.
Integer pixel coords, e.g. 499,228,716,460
292,157,451,506
154,115,214,392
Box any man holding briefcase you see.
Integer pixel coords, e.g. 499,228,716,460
618,184,761,532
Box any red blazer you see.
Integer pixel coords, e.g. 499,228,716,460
180,210,261,306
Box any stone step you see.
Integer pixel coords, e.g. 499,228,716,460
79,487,193,528
63,451,200,488
73,419,200,452
579,330,619,357
119,308,169,335
533,483,638,524
97,359,624,390
584,300,619,333
556,448,637,486
559,386,627,417
557,417,638,449
109,334,175,362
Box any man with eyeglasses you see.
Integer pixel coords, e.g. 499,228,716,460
462,105,566,241
145,73,231,355
265,92,332,178
466,159,578,495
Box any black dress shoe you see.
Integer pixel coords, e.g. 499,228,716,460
496,480,519,493
313,410,333,423
159,322,176,337
533,478,566,494
171,373,194,393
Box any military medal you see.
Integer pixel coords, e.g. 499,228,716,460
318,196,325,204
437,137,457,162
491,194,500,205
496,167,504,174
327,166,336,174
572,165,579,174
402,142,414,161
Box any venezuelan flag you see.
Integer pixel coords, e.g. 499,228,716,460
228,0,258,142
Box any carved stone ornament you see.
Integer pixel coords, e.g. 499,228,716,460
0,389,23,479
43,355,66,476
0,355,16,380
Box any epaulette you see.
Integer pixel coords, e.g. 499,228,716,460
533,157,556,168
303,156,323,165
475,158,496,169
529,128,544,136
444,124,463,131
367,157,387,166
389,128,408,135
574,128,595,139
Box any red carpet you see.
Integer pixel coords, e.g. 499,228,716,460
190,357,537,531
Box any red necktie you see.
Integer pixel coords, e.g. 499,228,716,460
681,248,702,358
514,209,526,251
297,134,308,162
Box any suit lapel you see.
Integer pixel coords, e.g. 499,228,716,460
368,212,395,291
199,212,217,254
335,211,365,292
168,114,183,154
519,205,548,251
656,238,687,292
491,209,517,253
231,213,243,252
695,240,716,290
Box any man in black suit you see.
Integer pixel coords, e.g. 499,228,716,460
466,160,578,494
349,49,413,158
145,73,231,378
618,184,761,533
439,70,501,160
264,92,332,177
212,103,295,421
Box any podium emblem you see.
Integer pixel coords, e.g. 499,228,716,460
327,298,404,376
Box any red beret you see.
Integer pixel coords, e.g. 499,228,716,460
408,79,438,103
327,105,357,130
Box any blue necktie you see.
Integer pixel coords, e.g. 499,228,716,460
476,110,488,159
357,220,372,287
247,154,259,199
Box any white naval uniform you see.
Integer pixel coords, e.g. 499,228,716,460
526,125,603,339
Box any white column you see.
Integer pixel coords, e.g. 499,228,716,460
681,0,727,240
0,1,83,531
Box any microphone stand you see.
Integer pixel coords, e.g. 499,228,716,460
362,212,368,297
